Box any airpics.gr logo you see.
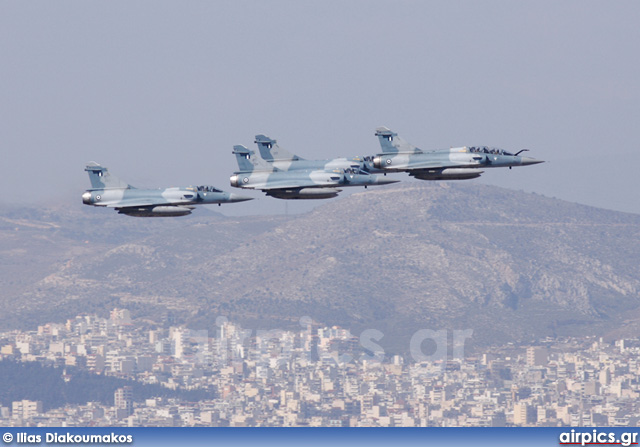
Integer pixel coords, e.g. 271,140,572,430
559,429,638,447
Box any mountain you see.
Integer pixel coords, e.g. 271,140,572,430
2,183,640,352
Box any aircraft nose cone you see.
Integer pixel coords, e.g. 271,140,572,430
521,157,544,166
375,177,400,185
228,193,254,203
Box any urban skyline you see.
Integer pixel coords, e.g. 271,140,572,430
1,309,639,427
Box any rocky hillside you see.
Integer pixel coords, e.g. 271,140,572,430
2,183,640,351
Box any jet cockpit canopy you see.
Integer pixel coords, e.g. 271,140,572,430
196,186,223,193
468,146,514,156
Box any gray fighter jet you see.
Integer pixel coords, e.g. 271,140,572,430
230,145,397,200
82,162,252,217
372,127,543,180
254,134,374,173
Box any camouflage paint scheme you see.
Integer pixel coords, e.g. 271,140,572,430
254,134,375,173
82,163,252,217
372,127,543,180
230,144,397,200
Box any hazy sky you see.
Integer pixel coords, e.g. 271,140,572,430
1,1,639,216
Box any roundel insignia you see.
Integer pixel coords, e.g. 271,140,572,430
385,159,392,165
96,195,101,200
242,177,249,184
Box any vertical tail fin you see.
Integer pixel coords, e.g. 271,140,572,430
232,145,276,173
375,127,422,154
254,134,304,161
84,162,132,189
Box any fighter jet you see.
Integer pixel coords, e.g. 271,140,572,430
254,134,374,172
82,162,252,217
230,145,397,200
372,127,543,180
